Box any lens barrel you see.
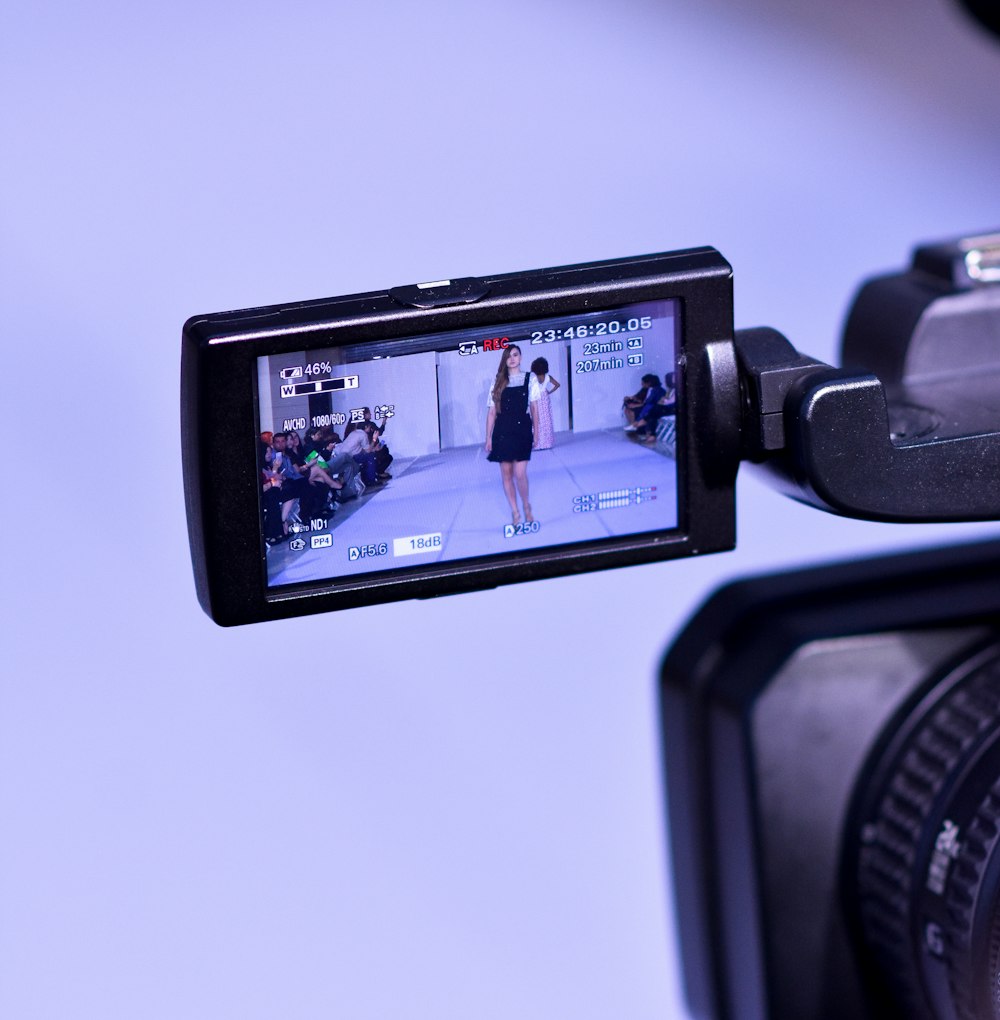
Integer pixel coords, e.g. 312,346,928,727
850,643,1000,1019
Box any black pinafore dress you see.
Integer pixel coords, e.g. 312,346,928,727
487,374,533,463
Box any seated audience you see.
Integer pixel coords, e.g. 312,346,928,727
623,374,665,425
363,420,393,480
340,423,380,486
629,373,677,443
624,374,667,434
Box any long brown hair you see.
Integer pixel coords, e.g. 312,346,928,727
490,344,522,409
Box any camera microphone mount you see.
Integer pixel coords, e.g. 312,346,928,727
735,231,1000,522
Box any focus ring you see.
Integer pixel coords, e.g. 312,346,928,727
856,654,1000,1018
946,782,1000,1020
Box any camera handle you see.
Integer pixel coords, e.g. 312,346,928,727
734,232,1000,522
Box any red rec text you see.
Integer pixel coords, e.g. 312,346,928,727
482,337,509,351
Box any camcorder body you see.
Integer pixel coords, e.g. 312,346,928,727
653,231,1000,1019
662,540,1000,1019
183,230,1000,1016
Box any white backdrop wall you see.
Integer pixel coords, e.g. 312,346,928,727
339,352,440,458
437,347,498,450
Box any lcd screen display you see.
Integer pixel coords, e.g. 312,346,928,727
256,298,679,590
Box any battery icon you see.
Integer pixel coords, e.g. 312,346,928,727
280,366,303,379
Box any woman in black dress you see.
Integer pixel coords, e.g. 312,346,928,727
485,344,534,524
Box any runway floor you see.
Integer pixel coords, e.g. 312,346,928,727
266,428,678,587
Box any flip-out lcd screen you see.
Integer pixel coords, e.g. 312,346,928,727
256,299,679,590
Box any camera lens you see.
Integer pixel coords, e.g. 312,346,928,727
849,642,1000,1019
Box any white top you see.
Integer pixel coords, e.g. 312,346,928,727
528,373,554,402
337,429,371,456
486,371,526,408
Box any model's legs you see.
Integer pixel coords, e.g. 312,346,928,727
500,462,519,520
513,461,532,521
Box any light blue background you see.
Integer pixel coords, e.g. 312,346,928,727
3,1,999,1017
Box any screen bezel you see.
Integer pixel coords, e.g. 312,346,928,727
182,248,737,625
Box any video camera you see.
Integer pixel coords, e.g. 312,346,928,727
182,231,1000,626
662,539,1000,1020
182,227,1000,1014
652,233,1000,1018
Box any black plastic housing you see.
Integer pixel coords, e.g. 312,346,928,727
660,539,1000,1020
182,248,738,625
